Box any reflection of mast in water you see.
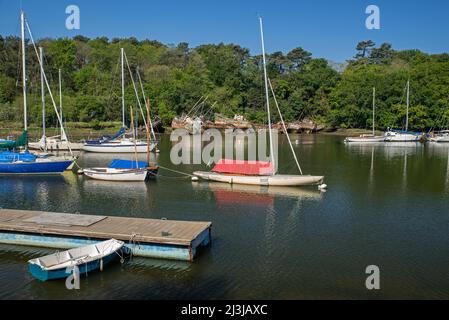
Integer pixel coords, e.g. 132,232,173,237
285,196,302,240
369,146,375,186
263,205,276,254
35,180,50,208
446,150,449,192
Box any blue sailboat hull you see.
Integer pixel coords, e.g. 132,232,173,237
28,252,120,281
0,151,37,163
0,160,73,174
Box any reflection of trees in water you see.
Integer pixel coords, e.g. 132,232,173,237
445,153,449,192
427,143,449,192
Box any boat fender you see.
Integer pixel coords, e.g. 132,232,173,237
100,259,103,272
77,169,84,175
191,176,199,182
318,184,328,191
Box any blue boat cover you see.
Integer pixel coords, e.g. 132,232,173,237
108,159,148,169
85,127,126,144
0,151,37,163
389,129,422,136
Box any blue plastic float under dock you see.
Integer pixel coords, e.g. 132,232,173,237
0,209,212,261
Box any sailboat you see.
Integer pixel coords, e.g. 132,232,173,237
385,80,423,142
82,48,157,153
28,238,125,281
429,112,449,142
29,54,83,151
0,11,74,175
345,87,385,143
193,18,324,187
84,102,158,181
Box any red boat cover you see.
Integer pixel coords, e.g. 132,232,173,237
212,159,274,176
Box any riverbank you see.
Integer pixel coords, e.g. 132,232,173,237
1,122,383,142
1,134,448,299
0,121,123,142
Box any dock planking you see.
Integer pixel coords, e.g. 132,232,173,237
0,209,212,261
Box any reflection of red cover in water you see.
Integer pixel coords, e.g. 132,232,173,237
212,159,274,176
213,190,274,207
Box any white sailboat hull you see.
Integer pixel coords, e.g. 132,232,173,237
82,140,157,153
193,171,324,186
83,167,148,181
28,239,124,271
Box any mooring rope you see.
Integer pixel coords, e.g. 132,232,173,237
128,233,142,260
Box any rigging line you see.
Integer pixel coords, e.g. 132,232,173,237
203,102,217,118
188,95,209,118
186,96,205,117
24,17,73,157
259,17,276,173
268,78,303,175
196,96,209,117
136,68,157,141
123,51,148,131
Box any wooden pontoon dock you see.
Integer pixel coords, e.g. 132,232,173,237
0,209,212,261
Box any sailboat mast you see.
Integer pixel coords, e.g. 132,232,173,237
259,17,275,173
20,11,28,132
269,78,303,175
406,79,410,132
372,87,376,136
39,47,46,151
121,48,125,127
129,106,139,168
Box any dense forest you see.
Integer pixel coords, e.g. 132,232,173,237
1,35,449,131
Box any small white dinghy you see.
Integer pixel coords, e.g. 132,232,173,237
28,239,125,281
193,171,323,186
430,130,449,142
345,88,385,143
194,18,325,188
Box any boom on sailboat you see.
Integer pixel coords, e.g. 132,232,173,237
193,17,325,187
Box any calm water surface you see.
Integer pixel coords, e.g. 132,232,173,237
0,135,448,299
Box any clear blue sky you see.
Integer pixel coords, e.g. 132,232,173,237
1,0,448,62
